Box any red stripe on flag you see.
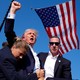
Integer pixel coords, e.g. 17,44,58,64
45,27,52,38
66,1,73,49
59,47,64,55
72,0,79,48
59,4,68,52
53,27,57,36
58,25,66,53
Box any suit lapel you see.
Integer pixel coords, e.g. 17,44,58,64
54,55,62,74
44,53,48,63
38,52,48,69
26,47,35,73
41,53,48,69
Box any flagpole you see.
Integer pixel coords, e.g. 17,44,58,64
0,0,15,32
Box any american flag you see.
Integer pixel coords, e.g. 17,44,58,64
35,0,79,54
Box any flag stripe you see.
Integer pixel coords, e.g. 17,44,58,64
69,0,77,49
56,26,66,54
53,27,57,36
56,5,67,53
72,0,79,48
64,2,73,50
58,4,69,52
70,0,77,48
58,25,66,54
45,27,52,38
60,4,70,52
66,1,74,49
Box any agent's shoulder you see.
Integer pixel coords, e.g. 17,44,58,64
38,52,48,56
60,56,71,63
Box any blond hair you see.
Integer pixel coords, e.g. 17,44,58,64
13,39,29,53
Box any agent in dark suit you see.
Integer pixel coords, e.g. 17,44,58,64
4,1,44,80
38,36,72,80
0,39,38,80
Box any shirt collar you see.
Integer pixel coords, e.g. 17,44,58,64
48,51,59,59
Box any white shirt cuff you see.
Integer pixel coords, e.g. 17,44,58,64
7,13,15,19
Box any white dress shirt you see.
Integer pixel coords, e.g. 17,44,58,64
29,45,40,72
44,51,58,79
7,13,15,19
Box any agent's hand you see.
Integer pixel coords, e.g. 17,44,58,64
38,77,44,80
36,69,45,78
10,1,21,14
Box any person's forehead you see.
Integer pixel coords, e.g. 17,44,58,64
26,30,36,33
50,37,59,41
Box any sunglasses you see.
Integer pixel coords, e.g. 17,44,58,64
49,42,60,46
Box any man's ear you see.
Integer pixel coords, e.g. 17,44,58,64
48,44,50,48
59,44,61,48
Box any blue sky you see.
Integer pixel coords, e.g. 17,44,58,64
0,0,80,79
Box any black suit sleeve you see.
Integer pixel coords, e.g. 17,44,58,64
1,58,38,80
4,19,17,47
62,59,72,79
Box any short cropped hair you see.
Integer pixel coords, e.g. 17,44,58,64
50,36,60,43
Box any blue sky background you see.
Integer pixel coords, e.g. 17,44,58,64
0,0,80,79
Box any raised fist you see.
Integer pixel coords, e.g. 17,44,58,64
10,1,21,14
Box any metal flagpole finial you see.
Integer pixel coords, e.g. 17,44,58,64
0,0,15,32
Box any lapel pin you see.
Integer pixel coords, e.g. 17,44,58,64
59,60,61,62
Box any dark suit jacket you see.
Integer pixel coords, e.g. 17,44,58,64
38,52,72,80
0,46,38,80
4,19,35,75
